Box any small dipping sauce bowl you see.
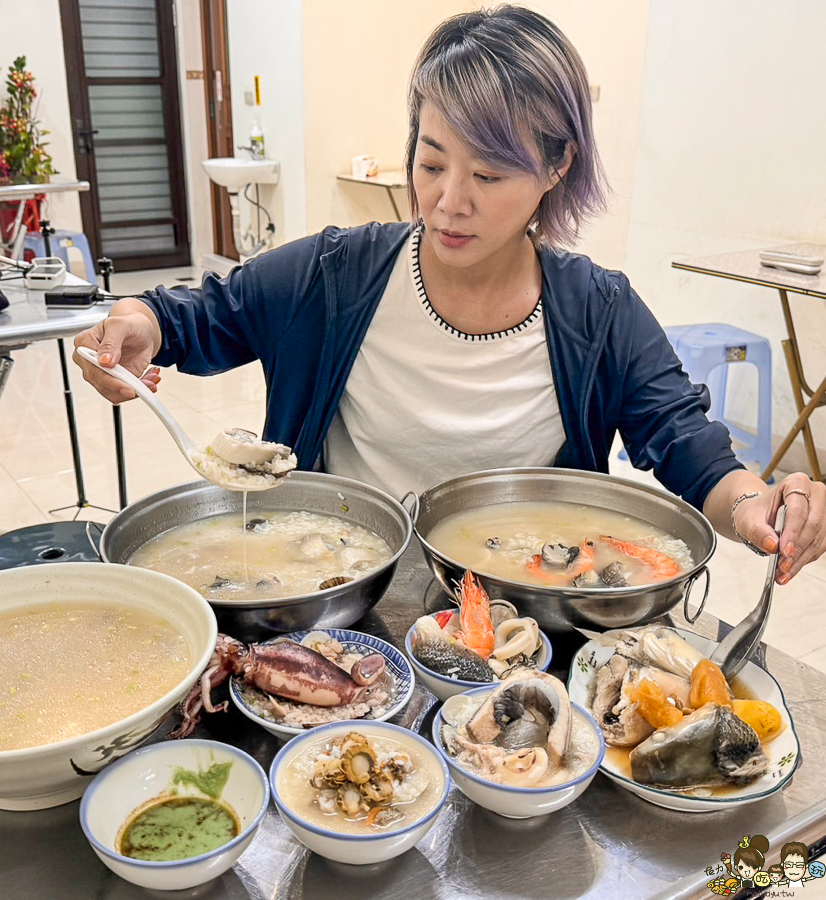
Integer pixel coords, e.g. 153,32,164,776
80,739,269,891
433,686,604,819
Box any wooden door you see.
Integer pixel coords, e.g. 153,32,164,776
200,0,237,261
59,0,191,271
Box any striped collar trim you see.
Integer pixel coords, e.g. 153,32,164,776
409,228,543,341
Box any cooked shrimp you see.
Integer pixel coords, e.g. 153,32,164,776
600,535,680,579
456,571,494,659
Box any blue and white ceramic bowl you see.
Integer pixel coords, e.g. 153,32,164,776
80,739,269,891
269,720,450,864
405,612,553,702
433,686,604,818
230,629,415,740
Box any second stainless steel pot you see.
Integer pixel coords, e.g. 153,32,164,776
409,467,715,632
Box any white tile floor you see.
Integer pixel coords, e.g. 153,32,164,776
2,265,826,673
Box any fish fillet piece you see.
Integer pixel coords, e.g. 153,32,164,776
629,702,768,789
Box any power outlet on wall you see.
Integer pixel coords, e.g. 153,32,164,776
244,90,255,106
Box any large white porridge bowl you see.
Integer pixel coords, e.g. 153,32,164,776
80,739,269,891
0,562,217,810
269,720,450,865
433,686,605,819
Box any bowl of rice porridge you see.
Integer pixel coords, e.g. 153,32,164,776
0,563,217,810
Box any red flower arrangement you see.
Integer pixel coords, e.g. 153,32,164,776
0,56,57,186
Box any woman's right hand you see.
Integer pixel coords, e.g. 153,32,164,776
72,310,161,403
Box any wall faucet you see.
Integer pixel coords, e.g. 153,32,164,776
237,144,263,161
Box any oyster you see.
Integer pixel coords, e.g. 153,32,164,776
629,703,769,789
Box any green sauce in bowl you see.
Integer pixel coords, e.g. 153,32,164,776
119,796,240,861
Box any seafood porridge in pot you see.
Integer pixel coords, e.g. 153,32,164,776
128,510,393,602
426,500,694,589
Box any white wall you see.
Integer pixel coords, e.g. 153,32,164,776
624,0,826,469
226,0,305,247
176,0,213,267
0,0,82,233
531,0,650,270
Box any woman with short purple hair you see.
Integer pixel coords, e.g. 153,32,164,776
74,5,826,580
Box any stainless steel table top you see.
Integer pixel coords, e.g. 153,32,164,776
0,273,110,351
0,180,90,202
4,541,826,899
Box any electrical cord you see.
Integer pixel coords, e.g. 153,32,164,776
243,184,276,235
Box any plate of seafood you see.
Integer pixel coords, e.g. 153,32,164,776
567,625,801,812
404,572,553,701
227,629,415,739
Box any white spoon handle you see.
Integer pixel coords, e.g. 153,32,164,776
77,346,199,462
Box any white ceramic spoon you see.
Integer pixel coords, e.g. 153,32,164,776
77,346,277,492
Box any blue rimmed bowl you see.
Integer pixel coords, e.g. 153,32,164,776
79,739,269,890
567,627,802,812
230,629,415,740
269,720,450,864
433,686,604,818
405,613,552,702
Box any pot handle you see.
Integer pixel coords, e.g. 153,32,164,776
400,491,420,525
85,521,104,561
682,566,710,624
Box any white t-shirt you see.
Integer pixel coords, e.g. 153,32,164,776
323,230,565,499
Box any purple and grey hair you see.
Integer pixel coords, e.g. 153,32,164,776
405,4,608,247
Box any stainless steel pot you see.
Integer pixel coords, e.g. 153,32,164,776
407,467,715,632
100,473,412,642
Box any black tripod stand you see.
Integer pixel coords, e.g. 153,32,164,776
42,220,125,516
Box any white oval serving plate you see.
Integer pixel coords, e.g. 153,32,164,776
567,627,801,812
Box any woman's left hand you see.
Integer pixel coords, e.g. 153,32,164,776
735,474,826,584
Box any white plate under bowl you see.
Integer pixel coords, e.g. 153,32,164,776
566,628,801,812
229,629,415,740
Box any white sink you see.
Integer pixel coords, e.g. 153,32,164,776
201,157,280,190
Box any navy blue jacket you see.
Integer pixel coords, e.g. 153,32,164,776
141,222,742,510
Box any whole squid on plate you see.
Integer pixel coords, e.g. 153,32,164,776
170,634,385,738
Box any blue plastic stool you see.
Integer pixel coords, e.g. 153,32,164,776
670,323,772,473
619,323,773,475
23,230,97,283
